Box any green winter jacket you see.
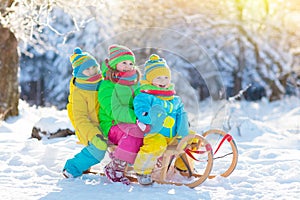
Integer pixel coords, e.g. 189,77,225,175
98,80,140,137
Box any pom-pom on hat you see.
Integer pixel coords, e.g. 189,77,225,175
142,54,171,84
108,44,135,70
70,47,99,79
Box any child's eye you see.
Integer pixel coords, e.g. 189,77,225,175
129,63,133,65
123,61,127,64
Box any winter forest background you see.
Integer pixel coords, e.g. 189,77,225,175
1,1,300,199
0,0,300,117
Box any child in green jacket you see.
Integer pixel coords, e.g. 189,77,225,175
98,45,146,185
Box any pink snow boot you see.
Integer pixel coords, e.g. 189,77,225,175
104,158,130,185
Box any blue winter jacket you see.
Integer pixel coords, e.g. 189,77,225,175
133,93,189,138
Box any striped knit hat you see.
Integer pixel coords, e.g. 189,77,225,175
108,44,135,70
70,47,99,79
142,54,171,84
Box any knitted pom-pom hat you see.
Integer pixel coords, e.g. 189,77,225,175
108,44,135,70
142,54,171,84
70,47,99,79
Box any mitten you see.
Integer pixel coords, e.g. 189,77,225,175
91,134,108,151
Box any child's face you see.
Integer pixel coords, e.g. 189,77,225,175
82,66,99,77
152,76,171,88
116,60,134,72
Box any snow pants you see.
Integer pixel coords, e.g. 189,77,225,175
63,141,106,177
133,133,194,175
108,123,144,164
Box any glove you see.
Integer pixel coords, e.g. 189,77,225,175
137,120,151,133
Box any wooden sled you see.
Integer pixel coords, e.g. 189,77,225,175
103,129,238,188
151,134,214,188
149,129,238,188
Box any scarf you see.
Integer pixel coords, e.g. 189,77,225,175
109,69,138,86
140,83,175,100
75,73,102,91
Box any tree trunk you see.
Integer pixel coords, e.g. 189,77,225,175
0,25,19,120
234,37,244,97
269,73,289,101
233,73,242,98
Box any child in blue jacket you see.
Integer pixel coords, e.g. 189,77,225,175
133,54,190,185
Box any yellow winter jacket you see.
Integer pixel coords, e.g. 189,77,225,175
67,77,101,146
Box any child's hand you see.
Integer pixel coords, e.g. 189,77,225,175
91,134,108,150
137,120,151,133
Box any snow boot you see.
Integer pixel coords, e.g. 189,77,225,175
136,174,153,185
62,169,74,178
104,158,130,185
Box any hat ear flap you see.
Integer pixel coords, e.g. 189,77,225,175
105,58,113,70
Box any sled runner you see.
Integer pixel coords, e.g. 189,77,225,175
202,129,238,178
150,133,214,188
99,129,238,188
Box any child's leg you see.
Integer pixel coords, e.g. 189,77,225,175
133,134,168,175
104,123,144,184
108,123,144,164
104,157,131,185
174,132,199,172
63,137,106,178
174,154,195,172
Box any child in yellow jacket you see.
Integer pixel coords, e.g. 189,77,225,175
62,47,107,178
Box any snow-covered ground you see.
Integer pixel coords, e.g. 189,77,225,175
0,97,299,200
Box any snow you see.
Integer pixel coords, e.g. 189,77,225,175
0,97,300,200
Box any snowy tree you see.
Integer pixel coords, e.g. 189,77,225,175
1,0,299,120
19,7,112,108
163,0,300,101
209,0,300,101
95,0,227,101
95,0,300,101
0,0,111,118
